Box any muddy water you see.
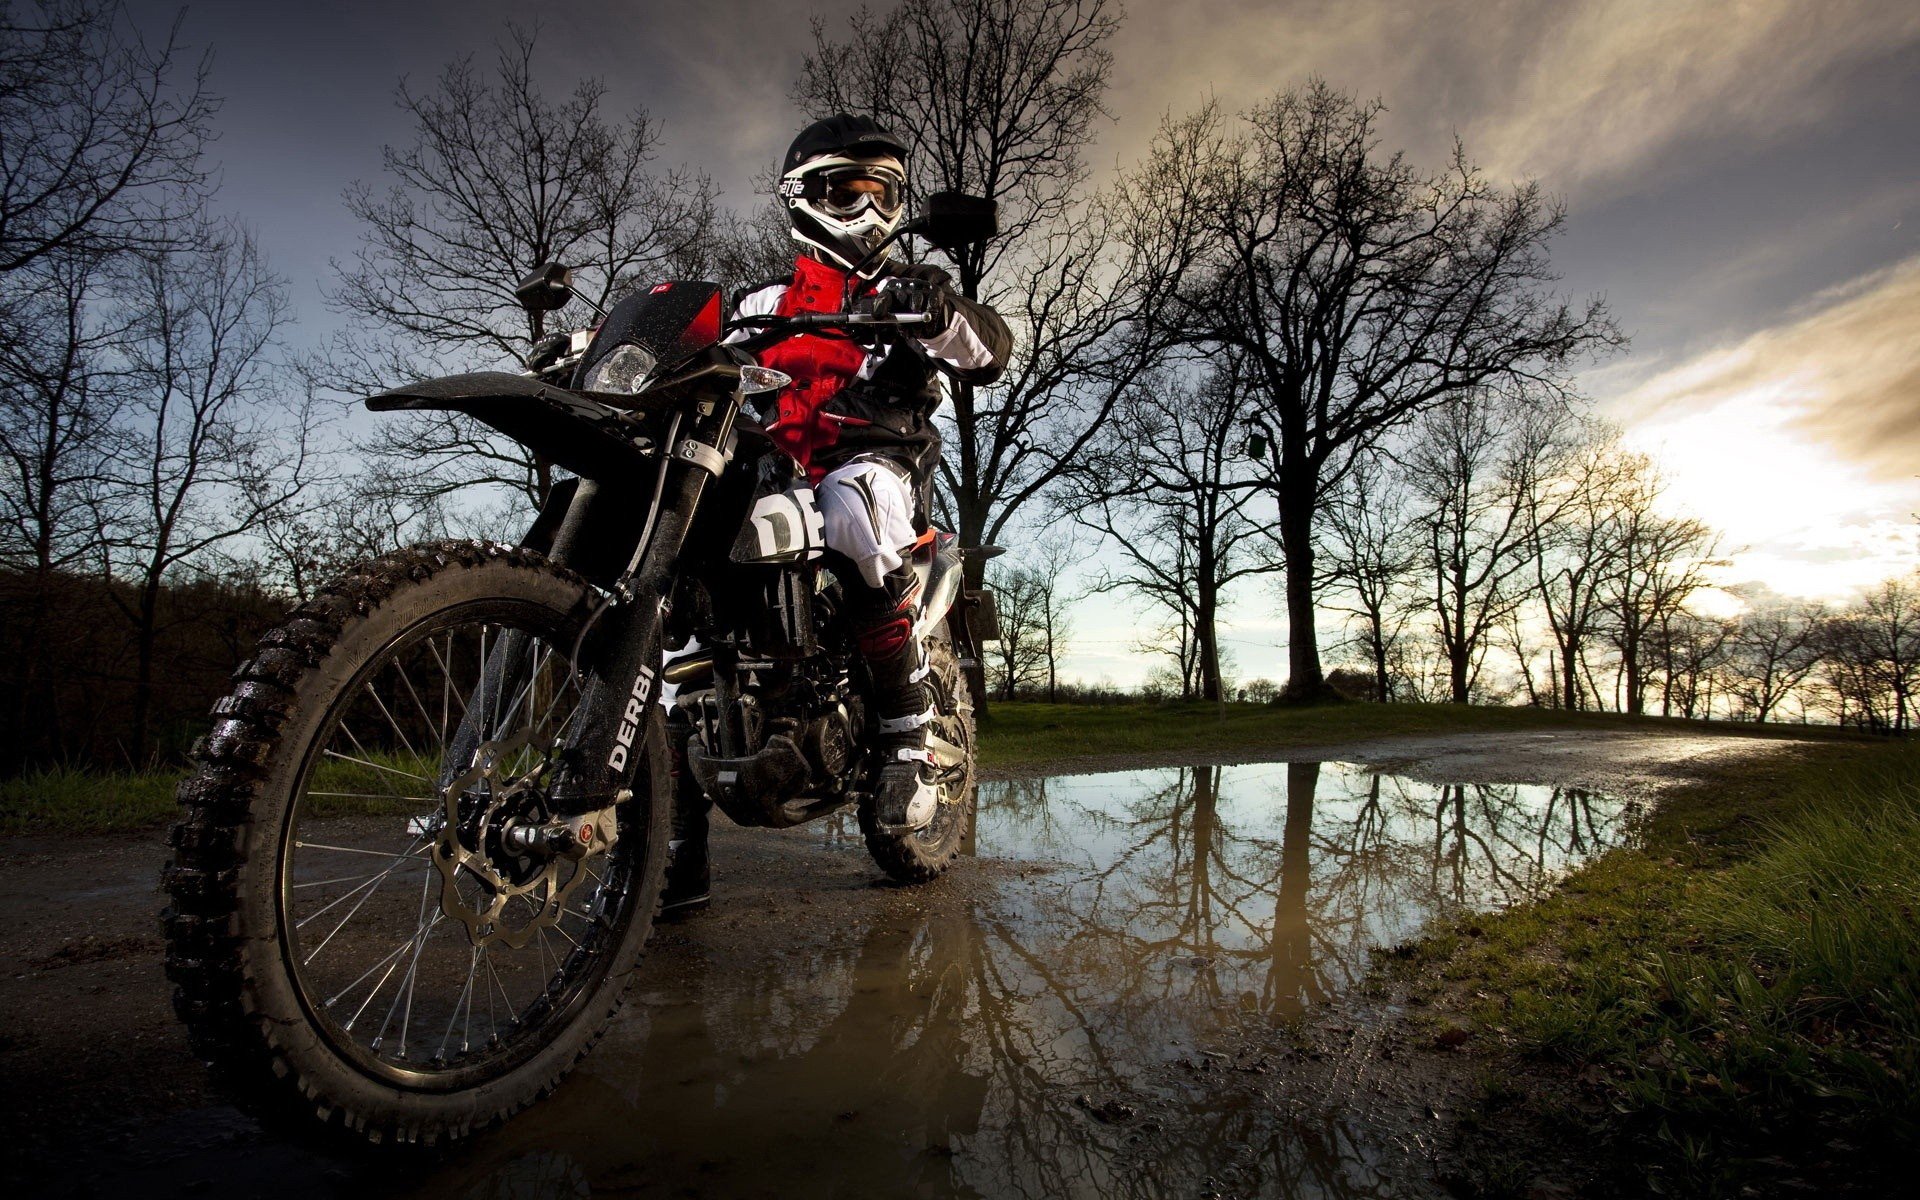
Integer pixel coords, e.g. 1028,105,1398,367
407,761,1636,1200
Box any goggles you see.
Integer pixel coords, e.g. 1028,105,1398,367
780,161,906,219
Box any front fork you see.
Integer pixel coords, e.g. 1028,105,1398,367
547,393,744,813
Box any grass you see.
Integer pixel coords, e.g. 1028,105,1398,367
0,766,185,834
0,751,445,835
0,699,1847,835
1394,741,1920,1195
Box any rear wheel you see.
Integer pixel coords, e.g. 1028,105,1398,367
860,634,975,883
164,541,670,1145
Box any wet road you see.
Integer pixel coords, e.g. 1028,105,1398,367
3,730,1786,1198
405,763,1635,1200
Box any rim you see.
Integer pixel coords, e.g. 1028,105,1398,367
275,599,639,1090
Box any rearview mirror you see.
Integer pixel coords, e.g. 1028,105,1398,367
910,192,997,254
516,263,575,313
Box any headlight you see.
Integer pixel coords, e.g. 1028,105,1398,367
582,343,657,394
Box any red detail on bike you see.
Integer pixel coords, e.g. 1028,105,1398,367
680,290,722,350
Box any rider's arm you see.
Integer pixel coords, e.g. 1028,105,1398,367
917,293,1011,387
722,279,787,345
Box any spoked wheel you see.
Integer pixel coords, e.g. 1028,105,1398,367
860,634,976,884
165,542,670,1145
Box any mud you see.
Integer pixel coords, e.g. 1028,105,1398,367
0,727,1804,1198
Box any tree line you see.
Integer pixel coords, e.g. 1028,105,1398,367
3,0,1911,773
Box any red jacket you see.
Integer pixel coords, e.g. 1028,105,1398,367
728,255,1011,483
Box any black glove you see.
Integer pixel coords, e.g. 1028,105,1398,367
871,263,955,334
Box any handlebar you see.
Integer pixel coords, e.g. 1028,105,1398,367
726,311,931,332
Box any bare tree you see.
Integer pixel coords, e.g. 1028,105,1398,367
0,0,212,276
1316,451,1419,702
986,563,1050,700
1600,461,1718,716
1724,597,1824,722
1521,425,1631,711
1066,363,1272,703
0,250,132,765
1650,609,1733,719
1111,84,1618,700
1818,576,1920,732
110,223,312,761
1405,390,1558,704
329,25,716,506
798,1,1154,583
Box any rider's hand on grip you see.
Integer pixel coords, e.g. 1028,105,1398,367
872,263,955,333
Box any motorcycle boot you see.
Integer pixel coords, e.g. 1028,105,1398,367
661,717,711,917
855,565,940,832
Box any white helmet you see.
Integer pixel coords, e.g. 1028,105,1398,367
779,115,910,277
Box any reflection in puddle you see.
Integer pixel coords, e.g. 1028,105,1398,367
426,763,1636,1200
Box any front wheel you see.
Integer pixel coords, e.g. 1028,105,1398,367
163,541,670,1145
860,633,976,883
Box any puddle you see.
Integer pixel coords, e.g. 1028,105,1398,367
402,761,1638,1200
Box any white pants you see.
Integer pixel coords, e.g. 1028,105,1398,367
817,458,917,589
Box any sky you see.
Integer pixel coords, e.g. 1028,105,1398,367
121,0,1920,687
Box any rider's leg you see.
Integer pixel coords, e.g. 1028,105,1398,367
816,456,939,831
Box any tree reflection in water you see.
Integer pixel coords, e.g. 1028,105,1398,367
429,763,1635,1199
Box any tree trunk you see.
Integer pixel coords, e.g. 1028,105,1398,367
1622,628,1645,715
1275,469,1329,702
953,473,991,716
1268,761,1321,1018
129,574,163,766
1195,567,1223,704
1370,615,1390,703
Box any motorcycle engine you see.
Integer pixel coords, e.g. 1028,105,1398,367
801,700,860,790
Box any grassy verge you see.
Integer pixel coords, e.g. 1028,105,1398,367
1,700,1846,835
1397,741,1919,1195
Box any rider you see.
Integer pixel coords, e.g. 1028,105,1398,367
662,114,1012,914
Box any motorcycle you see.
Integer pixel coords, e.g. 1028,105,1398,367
162,193,1001,1145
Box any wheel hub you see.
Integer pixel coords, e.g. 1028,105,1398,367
432,732,602,950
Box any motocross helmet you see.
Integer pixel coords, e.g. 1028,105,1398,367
780,114,910,278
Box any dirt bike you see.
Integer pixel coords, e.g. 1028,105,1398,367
162,194,1001,1145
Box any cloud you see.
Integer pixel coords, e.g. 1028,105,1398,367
1611,254,1920,480
1103,0,1920,191
1603,255,1920,596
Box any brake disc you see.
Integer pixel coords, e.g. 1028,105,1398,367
432,731,602,950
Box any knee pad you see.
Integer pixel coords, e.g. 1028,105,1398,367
857,614,913,660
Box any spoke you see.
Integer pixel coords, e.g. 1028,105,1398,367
305,790,437,803
493,643,544,741
322,747,429,785
376,858,442,1056
440,944,480,1060
428,631,468,739
292,871,396,891
296,841,425,945
295,839,430,860
479,623,494,739
326,928,419,1009
349,913,441,1033
391,657,442,758
363,679,422,763
485,949,518,1028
